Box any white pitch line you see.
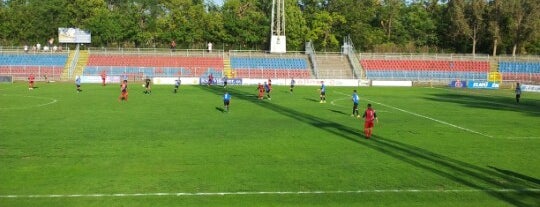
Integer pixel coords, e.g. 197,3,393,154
0,94,58,110
503,137,540,140
336,91,493,138
1,188,539,198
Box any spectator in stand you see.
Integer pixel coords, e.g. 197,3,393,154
171,40,176,52
36,43,41,51
24,44,29,53
207,42,213,53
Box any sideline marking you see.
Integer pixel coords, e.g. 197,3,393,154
0,94,58,110
428,87,540,114
336,92,493,138
504,137,540,140
2,188,539,198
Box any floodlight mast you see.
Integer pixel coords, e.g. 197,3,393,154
270,0,286,53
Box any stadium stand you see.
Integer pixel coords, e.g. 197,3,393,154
231,57,311,78
498,61,540,83
0,53,67,80
361,59,490,81
83,54,224,79
314,54,354,79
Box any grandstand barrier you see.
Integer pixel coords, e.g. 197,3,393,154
199,78,242,86
81,76,121,84
0,65,64,81
153,77,200,85
0,75,13,83
372,81,412,87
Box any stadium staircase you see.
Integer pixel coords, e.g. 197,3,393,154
315,54,354,79
61,51,76,80
73,50,89,77
489,59,499,72
223,58,234,78
61,50,89,80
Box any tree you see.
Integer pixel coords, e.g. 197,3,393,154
377,0,404,43
447,0,487,55
306,11,346,51
285,0,308,51
222,0,269,50
501,0,540,55
402,2,438,49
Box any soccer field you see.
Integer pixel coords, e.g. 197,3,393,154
1,82,539,207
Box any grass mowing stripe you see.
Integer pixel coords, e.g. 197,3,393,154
2,188,539,198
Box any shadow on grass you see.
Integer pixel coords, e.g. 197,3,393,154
329,109,348,116
200,86,540,207
489,166,540,185
424,92,540,117
303,97,319,103
215,107,225,113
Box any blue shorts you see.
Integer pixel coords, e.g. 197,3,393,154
224,100,230,105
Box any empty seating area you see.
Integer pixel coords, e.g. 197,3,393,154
84,54,224,78
231,57,311,78
0,54,67,80
361,59,489,80
499,61,540,82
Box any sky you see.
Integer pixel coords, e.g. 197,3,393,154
208,0,224,6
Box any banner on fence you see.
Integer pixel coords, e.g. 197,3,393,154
450,80,467,88
521,84,540,93
371,81,413,87
466,81,499,89
81,76,120,83
199,78,242,86
242,79,367,87
153,77,200,85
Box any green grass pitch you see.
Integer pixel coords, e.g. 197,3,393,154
1,82,539,207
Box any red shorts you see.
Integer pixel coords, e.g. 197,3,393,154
364,121,374,128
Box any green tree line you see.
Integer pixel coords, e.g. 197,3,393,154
1,0,539,55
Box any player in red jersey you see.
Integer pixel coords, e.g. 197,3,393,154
119,80,128,102
28,74,35,90
100,71,107,86
362,103,378,139
257,83,264,100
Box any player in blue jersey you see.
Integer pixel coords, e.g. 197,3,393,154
319,81,326,103
75,76,82,93
143,77,152,94
290,78,296,94
264,81,271,100
223,91,231,112
174,78,181,93
352,90,360,117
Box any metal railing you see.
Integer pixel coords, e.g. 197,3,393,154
0,65,63,81
305,41,318,78
343,35,362,79
88,47,225,58
358,53,491,61
67,44,80,79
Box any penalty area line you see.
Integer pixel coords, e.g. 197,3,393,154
1,188,539,198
